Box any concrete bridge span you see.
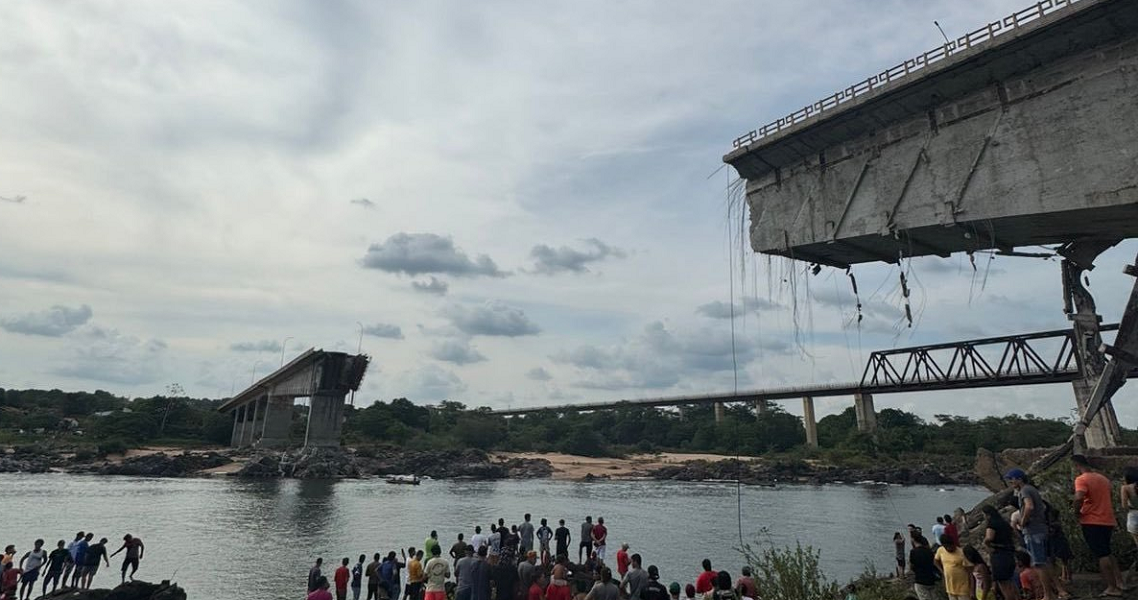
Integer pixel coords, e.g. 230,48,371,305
218,349,369,448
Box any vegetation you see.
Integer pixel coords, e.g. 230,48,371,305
0,387,1106,462
739,541,839,600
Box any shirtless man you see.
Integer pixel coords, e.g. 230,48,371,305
109,534,144,583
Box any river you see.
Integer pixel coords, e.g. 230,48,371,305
0,474,990,599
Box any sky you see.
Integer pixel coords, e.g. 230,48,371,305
2,0,1136,425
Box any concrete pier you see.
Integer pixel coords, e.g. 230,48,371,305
714,402,725,425
802,396,818,448
305,395,346,447
854,393,877,433
259,396,294,448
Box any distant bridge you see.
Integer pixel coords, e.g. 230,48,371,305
494,324,1136,446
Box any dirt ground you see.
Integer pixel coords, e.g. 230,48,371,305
494,451,752,480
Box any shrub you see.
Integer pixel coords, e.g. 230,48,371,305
741,541,839,600
97,438,129,457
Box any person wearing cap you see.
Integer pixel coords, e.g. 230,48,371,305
668,582,682,600
1006,468,1070,600
616,544,631,578
1072,455,1124,597
620,554,648,600
640,566,670,600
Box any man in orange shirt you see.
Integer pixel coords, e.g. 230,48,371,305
1073,455,1124,597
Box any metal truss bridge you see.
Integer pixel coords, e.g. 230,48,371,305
493,324,1135,416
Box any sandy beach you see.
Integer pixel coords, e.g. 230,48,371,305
493,451,752,480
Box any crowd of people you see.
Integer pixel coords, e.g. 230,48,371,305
0,531,144,600
302,514,758,600
890,456,1138,600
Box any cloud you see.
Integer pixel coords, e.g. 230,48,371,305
349,197,376,209
442,301,541,337
528,238,627,275
525,367,552,381
695,296,783,319
552,320,788,391
362,323,404,339
52,326,167,385
393,364,467,402
428,338,487,365
0,304,93,337
361,233,506,278
411,277,449,296
0,195,26,204
229,340,282,353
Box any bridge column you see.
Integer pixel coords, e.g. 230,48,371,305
854,393,877,433
802,397,818,449
230,407,242,447
243,398,261,445
237,404,250,447
260,396,293,448
753,399,769,420
714,402,725,425
305,394,346,447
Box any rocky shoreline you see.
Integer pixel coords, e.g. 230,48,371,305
0,444,979,485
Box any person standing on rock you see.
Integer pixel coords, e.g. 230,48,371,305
1072,455,1125,597
980,505,1017,600
695,560,715,595
62,532,82,589
471,527,486,553
554,520,570,563
455,545,477,600
584,567,619,600
352,554,366,600
942,515,959,546
365,553,382,600
536,519,553,566
450,533,468,571
109,534,144,583
335,557,351,600
80,537,109,589
519,514,535,557
591,518,608,563
1006,469,1069,600
424,532,441,563
70,534,90,588
619,554,648,600
310,557,325,594
578,517,593,564
17,539,45,600
424,545,451,600
908,534,937,600
470,546,492,600
930,517,946,549
41,540,69,596
407,550,425,600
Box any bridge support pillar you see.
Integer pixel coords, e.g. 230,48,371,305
854,393,877,433
230,407,243,447
305,394,346,447
260,396,293,448
714,402,725,425
1063,255,1121,449
802,397,818,449
754,399,769,419
243,398,262,446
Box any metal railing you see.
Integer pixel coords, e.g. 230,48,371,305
731,0,1083,149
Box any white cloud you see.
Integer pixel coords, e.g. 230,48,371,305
361,233,506,278
362,323,404,340
442,301,541,337
528,238,626,275
429,338,487,365
0,304,92,337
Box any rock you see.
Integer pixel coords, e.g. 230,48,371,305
94,452,231,477
234,447,361,479
236,454,283,477
497,457,553,479
41,579,186,600
0,455,51,473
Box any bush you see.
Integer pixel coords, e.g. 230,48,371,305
97,439,129,457
741,541,839,600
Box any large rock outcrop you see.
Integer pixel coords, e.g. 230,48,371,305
41,579,186,600
89,452,231,477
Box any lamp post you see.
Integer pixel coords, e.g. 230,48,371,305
280,336,293,366
251,359,264,384
356,322,364,353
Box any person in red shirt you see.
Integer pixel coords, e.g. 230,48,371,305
528,572,546,600
694,560,715,595
591,518,608,563
942,514,959,546
2,562,21,599
615,544,630,577
334,557,351,600
546,569,571,600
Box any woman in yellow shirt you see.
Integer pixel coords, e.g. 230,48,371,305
933,536,973,600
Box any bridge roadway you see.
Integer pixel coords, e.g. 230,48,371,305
492,324,1136,447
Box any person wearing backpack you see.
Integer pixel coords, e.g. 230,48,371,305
1006,469,1071,600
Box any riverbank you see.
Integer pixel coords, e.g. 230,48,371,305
0,442,978,485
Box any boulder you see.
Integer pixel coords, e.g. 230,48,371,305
95,452,231,477
41,580,186,600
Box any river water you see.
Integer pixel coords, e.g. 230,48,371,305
0,474,989,599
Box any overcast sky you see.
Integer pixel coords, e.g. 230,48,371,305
2,0,1136,424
